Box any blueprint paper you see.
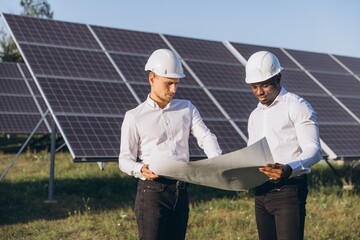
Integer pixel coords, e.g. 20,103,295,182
149,137,274,191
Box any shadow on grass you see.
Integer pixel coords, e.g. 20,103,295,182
0,165,359,225
0,176,137,225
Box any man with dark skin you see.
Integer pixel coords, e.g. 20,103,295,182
245,51,322,240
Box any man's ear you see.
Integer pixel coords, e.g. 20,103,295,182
149,72,156,86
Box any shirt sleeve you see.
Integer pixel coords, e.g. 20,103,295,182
288,100,322,177
190,104,222,158
118,111,145,179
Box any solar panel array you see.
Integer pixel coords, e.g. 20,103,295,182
2,13,360,160
0,61,49,134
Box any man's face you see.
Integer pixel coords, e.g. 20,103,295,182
149,73,179,107
250,78,281,106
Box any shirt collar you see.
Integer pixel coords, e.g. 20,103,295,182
257,87,287,109
146,94,172,109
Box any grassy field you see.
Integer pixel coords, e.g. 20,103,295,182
0,151,359,240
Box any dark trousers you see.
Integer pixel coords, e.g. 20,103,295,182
254,176,308,240
135,178,189,240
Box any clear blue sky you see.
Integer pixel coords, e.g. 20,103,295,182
1,0,360,58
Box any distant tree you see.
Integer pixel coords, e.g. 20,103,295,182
0,29,23,62
20,0,54,19
0,0,53,62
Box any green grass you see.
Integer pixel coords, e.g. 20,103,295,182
0,151,359,239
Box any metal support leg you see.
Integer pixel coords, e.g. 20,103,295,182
45,118,57,203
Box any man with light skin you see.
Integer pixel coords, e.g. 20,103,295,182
119,48,221,240
245,51,322,240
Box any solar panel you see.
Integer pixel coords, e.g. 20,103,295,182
3,13,360,160
0,62,49,134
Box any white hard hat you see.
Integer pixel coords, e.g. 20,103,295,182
245,51,283,84
145,49,185,78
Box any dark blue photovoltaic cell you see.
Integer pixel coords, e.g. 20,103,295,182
334,55,360,76
186,60,247,90
230,42,300,70
0,114,48,134
209,90,258,121
175,87,224,119
165,35,238,63
0,62,49,134
286,49,347,74
92,25,168,54
311,72,360,97
0,95,40,113
204,120,247,153
3,13,100,49
319,124,360,158
281,70,326,96
128,83,149,102
337,97,360,119
20,44,120,80
0,62,23,78
19,64,33,78
234,121,249,140
304,95,357,124
188,120,247,157
57,115,122,160
37,77,138,115
0,78,30,95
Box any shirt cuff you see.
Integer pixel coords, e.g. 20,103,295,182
132,163,146,180
288,161,311,177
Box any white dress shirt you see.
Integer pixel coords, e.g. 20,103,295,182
119,95,222,179
247,87,322,177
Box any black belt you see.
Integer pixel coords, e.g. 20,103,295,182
255,175,308,196
152,177,188,190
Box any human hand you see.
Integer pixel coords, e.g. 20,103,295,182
259,163,292,181
140,164,159,180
